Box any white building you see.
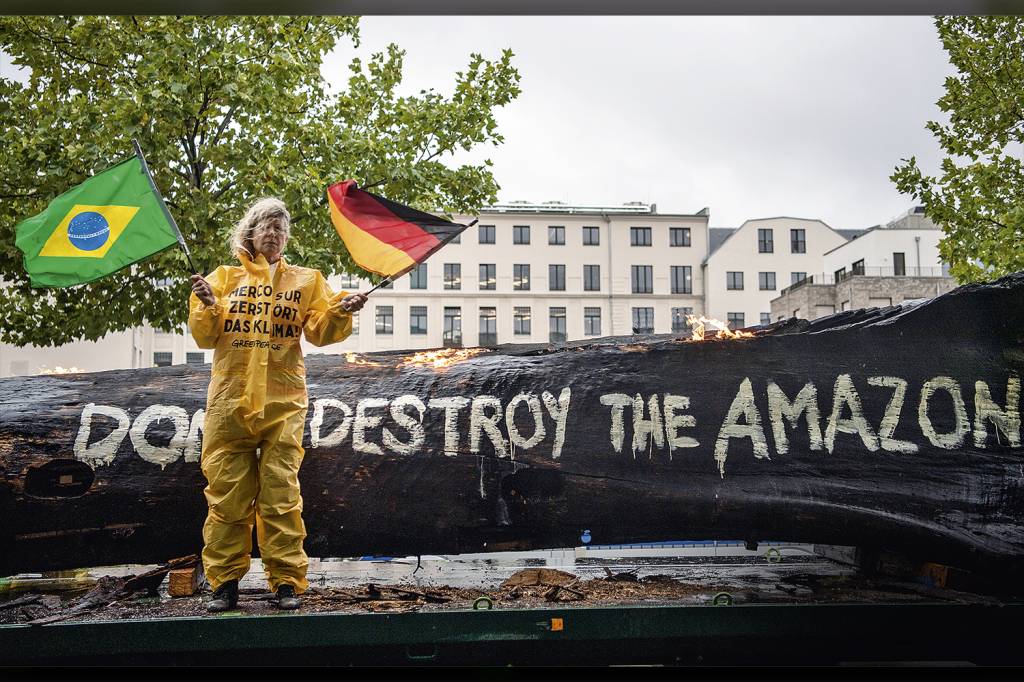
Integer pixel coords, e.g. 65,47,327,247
702,217,858,329
821,206,946,280
322,201,709,352
0,329,144,377
0,203,947,378
0,200,710,376
769,207,954,321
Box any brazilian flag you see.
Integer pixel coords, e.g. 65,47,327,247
15,155,181,287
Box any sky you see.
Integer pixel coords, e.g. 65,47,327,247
326,16,953,230
2,16,954,231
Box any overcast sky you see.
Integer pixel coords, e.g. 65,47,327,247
327,15,953,230
2,16,953,231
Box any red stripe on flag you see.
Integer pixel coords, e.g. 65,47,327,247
328,182,441,262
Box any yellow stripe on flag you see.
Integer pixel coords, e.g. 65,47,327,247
38,204,140,258
330,201,416,276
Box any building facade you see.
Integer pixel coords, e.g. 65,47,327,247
821,206,947,281
703,217,852,329
321,201,709,353
0,201,710,376
1,202,952,378
770,208,954,321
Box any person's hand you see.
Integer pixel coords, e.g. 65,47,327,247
190,274,216,307
340,293,368,312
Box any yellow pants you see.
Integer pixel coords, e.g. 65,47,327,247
200,383,309,594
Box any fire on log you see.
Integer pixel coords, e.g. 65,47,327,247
0,273,1022,579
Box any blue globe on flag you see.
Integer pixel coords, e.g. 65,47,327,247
67,211,110,251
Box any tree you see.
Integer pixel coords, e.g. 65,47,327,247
892,16,1024,283
0,16,520,346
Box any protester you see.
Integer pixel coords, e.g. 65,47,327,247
188,197,367,611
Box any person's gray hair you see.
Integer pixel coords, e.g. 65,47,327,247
230,197,291,259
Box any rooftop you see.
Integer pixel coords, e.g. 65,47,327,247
482,201,711,217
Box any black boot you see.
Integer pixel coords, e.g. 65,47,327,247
276,584,301,610
207,579,239,612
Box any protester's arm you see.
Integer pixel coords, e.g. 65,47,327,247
303,270,361,347
188,267,228,349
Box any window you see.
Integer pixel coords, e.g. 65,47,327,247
583,264,601,291
671,307,693,333
840,300,851,311
444,263,461,290
584,307,602,336
409,263,427,289
758,228,774,253
758,272,776,290
479,307,497,347
548,225,565,245
631,265,653,294
670,227,691,247
852,259,865,276
549,307,567,343
337,273,360,289
583,226,600,245
443,307,462,347
632,307,654,334
791,272,807,285
153,352,173,367
478,224,495,244
375,305,394,335
630,226,652,246
513,264,530,291
410,306,428,335
726,271,744,290
514,307,532,335
834,267,847,281
479,263,496,290
727,312,745,330
186,352,205,365
549,264,566,291
671,265,692,294
893,252,906,276
791,229,806,253
760,312,772,326
513,225,530,244
450,231,461,244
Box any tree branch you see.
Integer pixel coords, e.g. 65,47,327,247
211,180,236,201
209,104,238,148
18,19,114,70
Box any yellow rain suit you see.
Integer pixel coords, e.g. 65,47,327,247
188,251,353,594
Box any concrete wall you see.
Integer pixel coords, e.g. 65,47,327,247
771,275,958,321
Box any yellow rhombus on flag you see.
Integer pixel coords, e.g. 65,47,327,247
15,155,180,287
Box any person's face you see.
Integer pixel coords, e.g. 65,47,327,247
252,218,288,262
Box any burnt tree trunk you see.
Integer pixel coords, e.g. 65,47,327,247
1,273,1022,578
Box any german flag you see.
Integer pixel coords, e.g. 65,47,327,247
328,180,471,278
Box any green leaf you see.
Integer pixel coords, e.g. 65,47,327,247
0,16,520,347
892,16,1024,283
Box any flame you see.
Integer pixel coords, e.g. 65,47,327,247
397,347,491,370
683,314,755,342
38,366,84,375
343,352,383,367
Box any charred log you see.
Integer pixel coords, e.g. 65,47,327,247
1,273,1022,579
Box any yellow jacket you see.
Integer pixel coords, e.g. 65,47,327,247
188,251,353,424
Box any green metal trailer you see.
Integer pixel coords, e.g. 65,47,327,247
1,601,1020,666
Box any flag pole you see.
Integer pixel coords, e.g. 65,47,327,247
131,138,200,275
360,219,479,298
